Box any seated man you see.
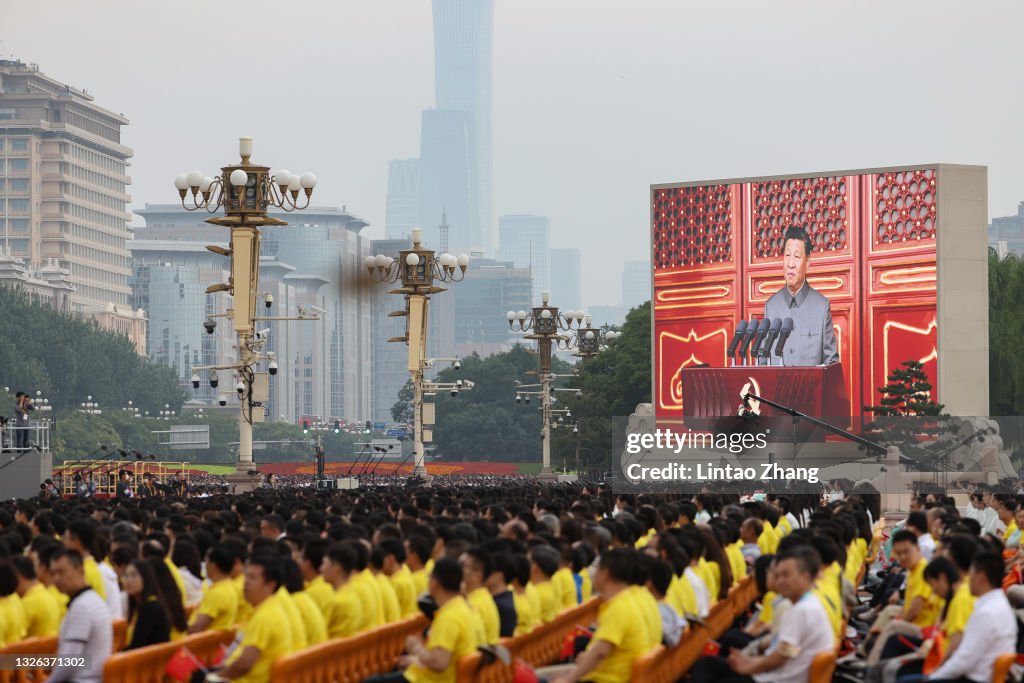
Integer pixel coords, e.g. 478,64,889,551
690,546,834,683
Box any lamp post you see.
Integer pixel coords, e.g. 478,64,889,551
79,395,102,416
366,229,469,479
506,292,588,479
174,136,319,489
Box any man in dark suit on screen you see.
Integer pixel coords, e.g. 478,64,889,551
764,226,839,366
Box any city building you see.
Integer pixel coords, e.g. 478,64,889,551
132,204,374,424
0,58,145,349
453,256,531,359
419,0,494,254
621,260,651,311
498,214,550,305
990,201,1024,258
384,159,419,239
550,248,582,311
0,247,75,313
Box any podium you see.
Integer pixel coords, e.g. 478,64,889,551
680,364,849,441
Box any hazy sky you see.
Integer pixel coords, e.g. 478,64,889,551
3,0,1023,308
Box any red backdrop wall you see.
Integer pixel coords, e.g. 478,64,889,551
652,169,938,421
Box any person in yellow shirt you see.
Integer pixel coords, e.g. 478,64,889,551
0,560,27,644
459,548,499,644
29,543,68,620
188,545,238,633
544,549,654,683
299,540,334,614
345,540,385,631
379,539,418,617
281,558,327,647
320,542,363,639
272,582,307,652
219,538,252,627
11,556,60,638
551,543,579,610
63,520,106,602
369,547,402,624
511,555,539,636
528,545,560,623
866,530,943,665
364,558,480,683
405,535,433,598
209,555,292,683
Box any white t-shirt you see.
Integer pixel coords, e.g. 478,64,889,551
50,588,111,683
684,566,711,618
753,592,834,683
98,560,123,620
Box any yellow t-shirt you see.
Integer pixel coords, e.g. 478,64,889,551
0,594,27,644
304,575,334,615
1004,520,1019,543
466,587,500,645
190,578,238,632
21,583,61,638
233,574,252,626
578,570,593,601
390,566,418,617
274,587,307,652
291,591,327,646
758,590,777,625
906,558,942,627
667,574,697,617
351,570,384,631
552,567,578,609
83,556,106,601
726,542,747,584
374,572,401,624
942,581,974,637
629,585,662,649
697,557,719,603
757,524,779,555
323,583,362,639
404,596,480,683
585,589,655,683
47,584,68,620
224,596,292,683
531,580,558,623
165,558,187,605
513,589,539,636
776,515,793,537
410,566,429,597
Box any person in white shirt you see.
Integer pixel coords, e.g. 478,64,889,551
690,546,834,683
925,551,1017,683
47,549,112,683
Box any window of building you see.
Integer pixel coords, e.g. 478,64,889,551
8,219,29,231
0,109,15,120
10,239,28,253
9,159,28,171
9,179,28,192
9,199,29,212
10,139,28,152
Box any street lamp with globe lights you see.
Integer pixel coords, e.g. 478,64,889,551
366,226,470,479
174,136,320,489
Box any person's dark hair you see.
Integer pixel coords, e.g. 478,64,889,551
753,554,774,595
644,556,673,597
280,557,305,594
66,519,97,554
598,548,637,584
677,502,697,523
783,226,813,256
302,539,329,571
262,514,285,534
126,559,170,627
405,534,433,566
891,529,918,546
379,538,406,565
431,557,462,593
206,544,235,576
529,545,559,579
511,554,531,587
11,554,35,581
0,560,18,597
905,511,928,534
463,546,492,579
325,543,357,574
923,556,961,585
50,548,83,570
971,552,1004,590
342,539,369,571
956,518,982,536
171,539,202,580
943,534,979,573
776,545,821,578
147,558,187,631
247,554,283,594
110,546,136,569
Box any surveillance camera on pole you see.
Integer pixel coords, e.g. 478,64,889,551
218,394,227,407
191,372,200,389
209,371,219,389
263,293,273,309
203,318,216,334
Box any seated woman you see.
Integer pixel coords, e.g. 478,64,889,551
122,559,171,649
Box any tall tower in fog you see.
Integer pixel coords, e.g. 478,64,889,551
420,0,494,254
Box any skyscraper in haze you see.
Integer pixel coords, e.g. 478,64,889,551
550,248,582,311
419,0,494,254
498,214,550,306
622,260,651,311
384,159,420,239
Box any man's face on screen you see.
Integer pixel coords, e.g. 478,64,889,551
783,238,808,294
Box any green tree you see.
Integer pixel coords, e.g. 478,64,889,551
990,250,1024,417
391,380,414,425
864,360,948,467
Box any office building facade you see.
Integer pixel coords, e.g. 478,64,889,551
385,159,420,239
498,214,550,306
550,248,582,312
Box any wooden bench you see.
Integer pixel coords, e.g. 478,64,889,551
992,652,1016,683
270,614,428,683
455,598,602,683
808,650,837,683
102,629,235,683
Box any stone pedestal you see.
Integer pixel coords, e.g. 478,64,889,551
225,468,260,495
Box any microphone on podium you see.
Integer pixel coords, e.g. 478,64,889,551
725,320,749,365
758,318,783,364
774,318,795,358
737,317,759,365
750,318,771,361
